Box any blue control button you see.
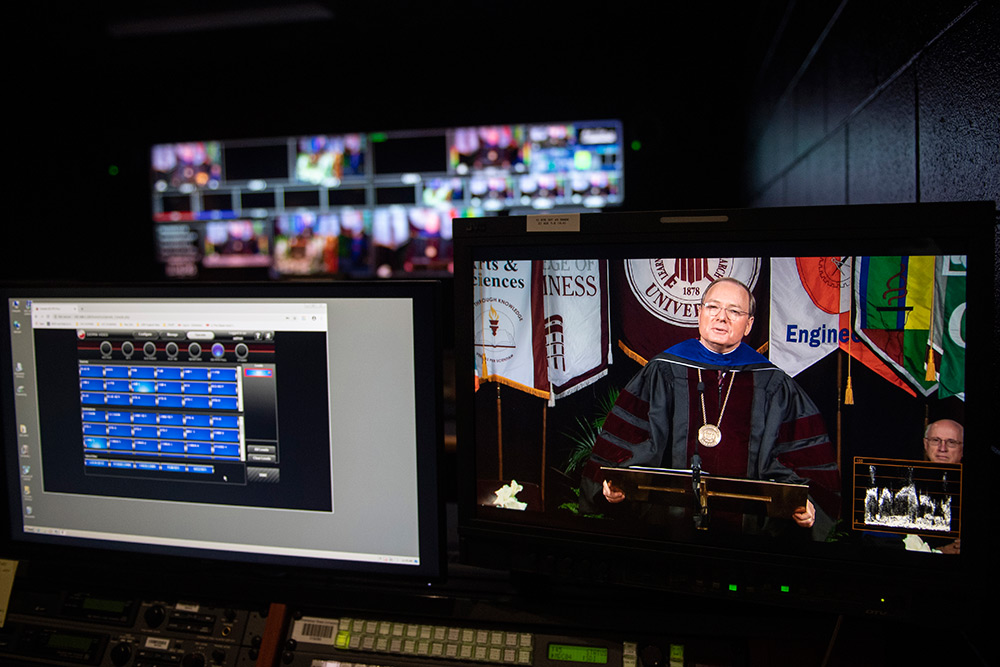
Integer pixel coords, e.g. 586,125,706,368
84,437,108,449
82,410,106,422
130,394,156,406
210,397,239,411
182,397,211,409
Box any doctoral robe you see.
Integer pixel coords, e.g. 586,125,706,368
582,339,841,532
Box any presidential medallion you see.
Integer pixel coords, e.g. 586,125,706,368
698,423,722,448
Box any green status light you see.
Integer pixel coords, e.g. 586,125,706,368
630,140,642,151
370,132,388,143
108,165,119,176
780,585,790,593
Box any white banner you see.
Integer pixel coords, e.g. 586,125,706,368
540,259,611,400
769,257,849,376
473,260,548,398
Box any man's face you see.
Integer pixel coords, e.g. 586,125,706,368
698,281,754,354
923,421,963,463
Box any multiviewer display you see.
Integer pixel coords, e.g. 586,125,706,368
150,120,624,279
2,283,443,578
453,204,993,609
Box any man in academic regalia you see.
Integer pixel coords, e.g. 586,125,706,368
581,278,840,537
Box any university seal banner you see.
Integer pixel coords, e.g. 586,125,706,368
617,257,766,363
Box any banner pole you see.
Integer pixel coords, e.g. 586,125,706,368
541,400,547,506
836,351,843,466
496,383,503,480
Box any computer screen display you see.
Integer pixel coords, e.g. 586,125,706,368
452,203,994,615
2,282,443,580
150,120,624,279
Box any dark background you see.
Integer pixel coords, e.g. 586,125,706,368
5,2,996,282
2,2,998,664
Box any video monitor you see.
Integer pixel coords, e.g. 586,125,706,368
273,212,354,277
202,220,272,269
1,281,444,582
151,141,222,192
449,125,525,172
452,203,994,616
150,120,624,279
295,134,366,186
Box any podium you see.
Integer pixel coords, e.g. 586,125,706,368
601,466,808,529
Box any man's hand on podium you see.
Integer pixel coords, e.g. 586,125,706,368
792,499,815,527
603,479,626,504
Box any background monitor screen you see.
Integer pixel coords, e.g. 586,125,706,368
452,203,994,616
150,120,624,279
1,281,444,583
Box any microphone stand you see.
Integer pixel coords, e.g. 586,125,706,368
691,451,709,529
692,374,710,530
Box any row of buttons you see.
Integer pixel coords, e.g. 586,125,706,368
325,617,533,665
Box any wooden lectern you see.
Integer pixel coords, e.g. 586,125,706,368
601,466,808,530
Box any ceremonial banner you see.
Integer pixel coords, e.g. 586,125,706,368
769,257,844,376
540,259,612,400
473,260,549,398
854,256,938,396
933,255,966,400
770,256,914,395
617,257,766,364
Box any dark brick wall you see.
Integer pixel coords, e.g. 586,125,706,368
745,1,997,209
741,0,998,352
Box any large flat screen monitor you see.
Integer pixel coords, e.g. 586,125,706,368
452,202,995,617
151,120,625,280
1,281,444,584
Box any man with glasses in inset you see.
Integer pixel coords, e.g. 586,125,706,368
900,419,965,554
582,277,840,539
923,419,964,464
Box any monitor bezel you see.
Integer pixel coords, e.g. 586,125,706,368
451,202,995,615
1,280,447,589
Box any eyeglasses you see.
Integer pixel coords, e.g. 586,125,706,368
925,437,963,448
702,303,749,320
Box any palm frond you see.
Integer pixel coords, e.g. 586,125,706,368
560,385,621,475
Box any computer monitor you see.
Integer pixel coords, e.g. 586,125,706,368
1,281,444,586
452,202,995,617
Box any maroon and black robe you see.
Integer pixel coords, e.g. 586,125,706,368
582,340,841,536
